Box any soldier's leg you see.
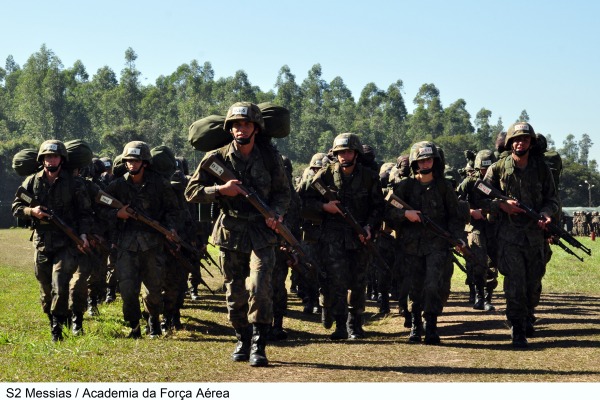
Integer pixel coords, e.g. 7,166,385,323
70,252,91,335
35,250,55,339
406,254,424,343
498,242,529,348
105,246,118,303
348,249,368,339
116,249,143,338
140,247,164,338
269,248,289,341
422,250,447,345
469,231,487,310
524,245,546,338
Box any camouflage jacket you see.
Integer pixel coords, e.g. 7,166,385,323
101,169,180,252
386,176,466,256
12,169,93,252
301,162,384,250
483,154,559,246
184,141,291,252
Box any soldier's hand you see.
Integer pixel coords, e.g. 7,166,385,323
266,215,283,232
499,200,525,216
30,205,50,220
117,205,133,220
78,234,90,254
470,209,485,220
322,200,342,215
166,229,179,245
217,180,243,197
359,225,372,244
538,213,552,230
454,239,467,253
405,210,422,223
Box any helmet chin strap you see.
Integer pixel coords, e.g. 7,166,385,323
418,168,433,175
514,148,529,156
128,163,144,176
233,130,255,145
46,165,60,173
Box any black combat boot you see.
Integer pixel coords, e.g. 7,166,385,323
51,314,65,342
408,311,423,343
424,313,441,345
347,312,365,340
71,312,84,336
468,284,476,304
510,319,528,348
268,315,288,341
525,314,536,338
172,310,183,330
321,306,333,329
473,284,485,310
249,323,270,367
379,293,390,314
87,296,99,317
127,320,142,339
330,314,348,340
147,315,162,339
232,326,252,362
161,313,173,332
484,288,495,311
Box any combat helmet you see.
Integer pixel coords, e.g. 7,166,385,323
332,133,363,155
121,141,152,163
474,149,497,170
37,140,69,163
309,152,327,168
223,102,265,133
505,122,536,147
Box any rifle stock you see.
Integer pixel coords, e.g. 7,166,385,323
16,186,91,255
311,177,390,272
200,154,321,280
474,179,592,258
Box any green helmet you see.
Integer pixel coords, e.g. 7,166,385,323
332,133,363,155
505,122,536,147
223,102,265,132
310,152,327,168
474,149,496,170
121,141,152,162
409,141,439,166
37,140,68,163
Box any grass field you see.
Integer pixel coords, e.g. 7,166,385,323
1,227,599,383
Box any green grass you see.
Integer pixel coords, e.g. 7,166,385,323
1,228,599,382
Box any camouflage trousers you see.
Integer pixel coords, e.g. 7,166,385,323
318,238,369,317
498,241,546,320
34,246,79,318
86,248,109,304
116,246,163,324
375,233,396,295
467,230,498,291
405,249,450,316
162,251,188,317
69,252,93,314
220,246,275,328
272,247,290,319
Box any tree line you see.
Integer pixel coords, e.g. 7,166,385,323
0,45,597,227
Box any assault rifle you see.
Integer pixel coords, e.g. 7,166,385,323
94,190,215,293
311,178,390,272
200,154,321,282
95,190,200,257
474,179,592,259
384,191,488,270
15,186,91,255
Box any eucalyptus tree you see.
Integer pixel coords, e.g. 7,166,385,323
560,134,579,163
578,133,593,167
380,80,408,159
474,108,494,150
274,65,302,156
353,82,386,157
443,98,474,138
321,76,355,153
13,45,67,141
61,60,94,145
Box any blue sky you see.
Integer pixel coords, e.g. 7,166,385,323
2,0,599,163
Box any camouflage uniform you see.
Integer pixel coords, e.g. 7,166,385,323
185,102,290,367
386,141,466,344
483,122,559,347
12,140,93,341
301,134,384,340
101,142,179,338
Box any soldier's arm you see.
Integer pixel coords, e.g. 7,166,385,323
184,156,220,204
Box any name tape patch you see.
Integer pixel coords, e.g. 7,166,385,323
44,144,58,152
481,160,492,167
418,147,433,156
334,138,349,147
209,162,224,176
514,123,529,132
476,182,492,196
126,148,141,156
390,199,404,209
231,107,248,116
313,181,327,196
99,195,113,206
20,193,33,204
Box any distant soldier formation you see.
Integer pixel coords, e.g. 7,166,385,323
12,102,594,364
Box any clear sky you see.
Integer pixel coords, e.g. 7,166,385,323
2,0,599,163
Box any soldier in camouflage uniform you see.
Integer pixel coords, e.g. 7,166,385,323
296,152,328,315
483,122,559,348
592,211,600,235
385,141,466,345
300,133,384,340
12,140,93,341
100,141,180,339
456,150,499,311
185,102,291,367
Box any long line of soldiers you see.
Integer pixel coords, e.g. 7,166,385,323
572,211,600,236
12,102,566,368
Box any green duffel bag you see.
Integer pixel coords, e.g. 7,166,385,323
258,102,290,138
64,139,93,170
12,148,40,176
150,145,177,179
188,103,290,152
113,154,127,178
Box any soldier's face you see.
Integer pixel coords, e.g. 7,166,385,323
336,149,356,164
231,121,257,145
512,135,531,153
417,158,434,171
43,154,61,168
